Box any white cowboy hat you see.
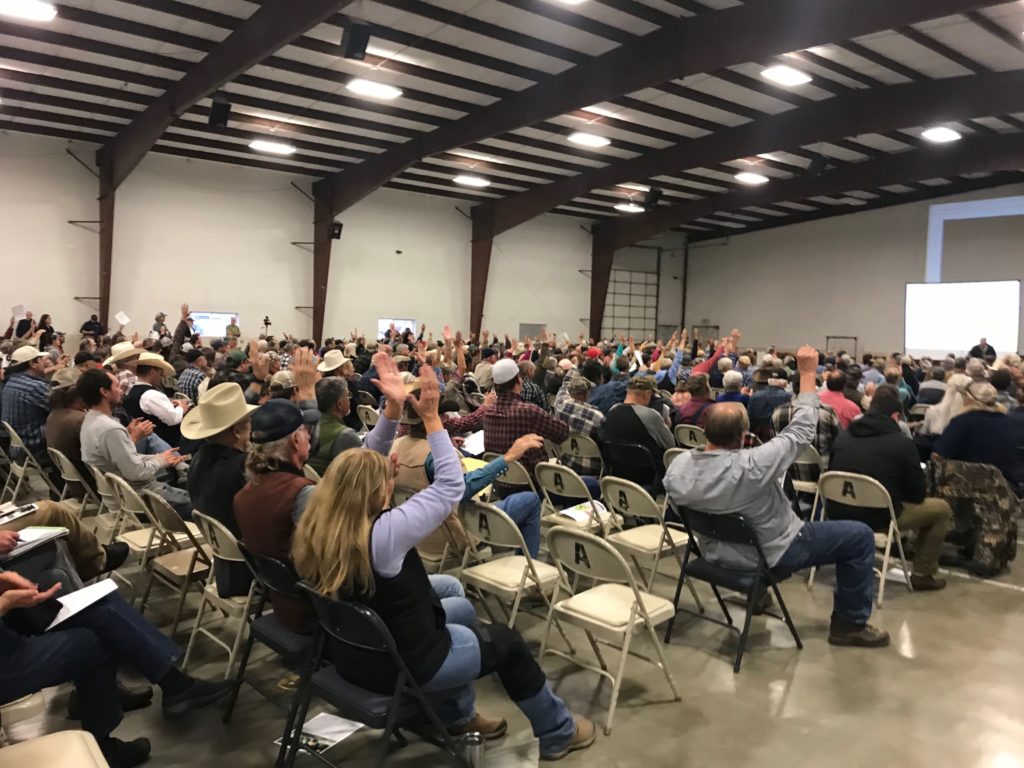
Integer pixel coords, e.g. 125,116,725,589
103,341,142,367
317,348,350,373
10,345,49,365
181,383,258,440
135,351,175,377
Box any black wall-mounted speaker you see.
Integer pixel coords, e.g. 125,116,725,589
341,23,371,60
643,186,663,209
331,222,343,240
209,96,231,127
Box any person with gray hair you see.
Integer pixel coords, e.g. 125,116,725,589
709,355,733,389
965,357,987,383
306,375,361,475
716,369,749,406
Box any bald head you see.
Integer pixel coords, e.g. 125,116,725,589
704,402,749,450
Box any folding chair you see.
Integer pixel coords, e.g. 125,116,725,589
790,444,822,497
46,447,101,516
291,585,469,768
663,506,802,673
183,512,257,678
356,390,378,407
674,423,706,449
541,528,680,735
227,544,320,768
908,403,931,423
542,437,561,463
458,499,562,630
357,404,380,428
481,453,536,496
558,433,604,477
86,464,122,544
599,442,661,493
105,473,160,596
138,491,211,635
808,471,913,607
535,461,619,537
663,447,684,471
1,420,60,500
302,464,321,483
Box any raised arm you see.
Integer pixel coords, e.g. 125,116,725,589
748,345,819,480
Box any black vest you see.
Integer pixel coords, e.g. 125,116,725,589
335,546,450,694
124,383,181,447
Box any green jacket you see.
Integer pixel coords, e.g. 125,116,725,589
308,412,360,474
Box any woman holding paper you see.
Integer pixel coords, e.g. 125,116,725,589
0,572,234,768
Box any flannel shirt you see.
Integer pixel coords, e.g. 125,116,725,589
1,372,51,453
770,401,840,468
116,368,137,398
553,372,605,476
176,365,206,403
520,377,549,411
443,391,568,480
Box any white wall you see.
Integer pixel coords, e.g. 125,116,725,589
684,182,1024,354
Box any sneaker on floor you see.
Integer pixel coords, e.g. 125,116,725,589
162,678,234,719
98,736,151,768
68,681,153,720
448,712,508,741
541,716,596,761
102,542,131,573
909,574,947,591
828,617,890,648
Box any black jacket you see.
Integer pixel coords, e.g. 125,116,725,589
827,411,927,528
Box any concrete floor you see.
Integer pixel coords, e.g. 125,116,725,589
5,477,1024,767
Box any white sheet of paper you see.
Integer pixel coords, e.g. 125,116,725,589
46,578,117,631
462,430,486,456
11,305,23,319
114,310,130,326
14,526,63,544
273,713,363,753
557,501,610,525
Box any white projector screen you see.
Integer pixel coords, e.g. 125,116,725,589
905,281,1020,358
190,311,238,338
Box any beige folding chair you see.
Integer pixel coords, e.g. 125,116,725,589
458,500,562,631
355,390,377,407
663,447,684,471
392,484,457,573
302,464,322,483
535,461,619,537
183,512,257,678
808,471,913,607
46,447,101,517
790,444,822,497
86,464,122,544
558,434,604,477
542,438,561,463
674,423,706,449
481,453,536,495
1,420,60,501
541,528,680,735
138,491,211,635
357,404,379,428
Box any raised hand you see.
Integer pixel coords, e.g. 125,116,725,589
796,345,819,375
408,365,440,424
181,303,189,320
371,352,408,407
290,347,318,400
442,325,453,342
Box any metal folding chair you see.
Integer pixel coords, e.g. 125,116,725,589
47,447,101,517
558,433,604,477
357,404,380,428
535,461,618,537
1,421,60,501
673,423,706,449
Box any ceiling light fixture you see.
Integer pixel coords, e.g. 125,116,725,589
568,131,611,148
615,202,644,214
921,126,962,143
735,171,770,185
346,78,403,100
761,64,812,87
0,0,57,21
249,139,297,155
453,175,491,188
558,0,587,5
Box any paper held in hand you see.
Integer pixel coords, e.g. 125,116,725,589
46,578,118,631
461,430,486,457
114,310,130,326
0,525,66,562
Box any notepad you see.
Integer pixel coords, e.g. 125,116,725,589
461,430,486,456
0,525,67,562
46,578,118,631
557,501,611,525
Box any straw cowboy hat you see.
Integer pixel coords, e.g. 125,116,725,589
10,345,49,366
135,352,175,377
181,383,258,440
103,341,142,367
317,348,350,373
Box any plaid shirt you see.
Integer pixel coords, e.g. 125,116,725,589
116,368,137,398
443,391,569,480
770,401,840,468
520,377,548,411
176,365,206,403
553,372,605,476
279,353,292,371
1,372,50,453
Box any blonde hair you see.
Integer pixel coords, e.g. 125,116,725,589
291,449,392,596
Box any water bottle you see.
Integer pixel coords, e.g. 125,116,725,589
459,732,486,767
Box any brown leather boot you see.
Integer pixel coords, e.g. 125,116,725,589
448,712,508,741
541,716,596,761
910,574,947,591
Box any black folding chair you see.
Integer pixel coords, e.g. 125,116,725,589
663,506,802,673
293,584,469,768
227,543,322,768
600,442,662,494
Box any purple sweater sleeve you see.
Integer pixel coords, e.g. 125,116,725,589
370,429,466,578
363,414,398,456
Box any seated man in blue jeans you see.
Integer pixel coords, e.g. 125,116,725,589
665,345,889,648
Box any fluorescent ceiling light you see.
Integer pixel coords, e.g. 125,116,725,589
453,175,490,188
557,0,587,5
841,197,867,206
756,152,779,161
249,139,296,155
615,202,644,213
761,64,812,87
568,131,611,148
581,104,616,117
346,78,403,100
735,171,770,185
618,182,650,192
921,126,962,144
0,0,57,21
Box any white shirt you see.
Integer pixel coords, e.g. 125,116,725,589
140,388,184,426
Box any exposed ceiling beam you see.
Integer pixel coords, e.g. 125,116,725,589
316,0,1005,216
594,132,1024,249
95,0,350,192
475,70,1024,236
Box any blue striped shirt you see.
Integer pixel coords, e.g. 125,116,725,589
1,372,51,453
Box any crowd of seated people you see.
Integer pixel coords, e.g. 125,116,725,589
0,303,1022,765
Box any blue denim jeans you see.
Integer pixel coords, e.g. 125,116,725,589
429,574,476,626
136,433,172,455
495,492,541,558
771,520,876,625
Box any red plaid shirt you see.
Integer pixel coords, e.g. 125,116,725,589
443,392,569,479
